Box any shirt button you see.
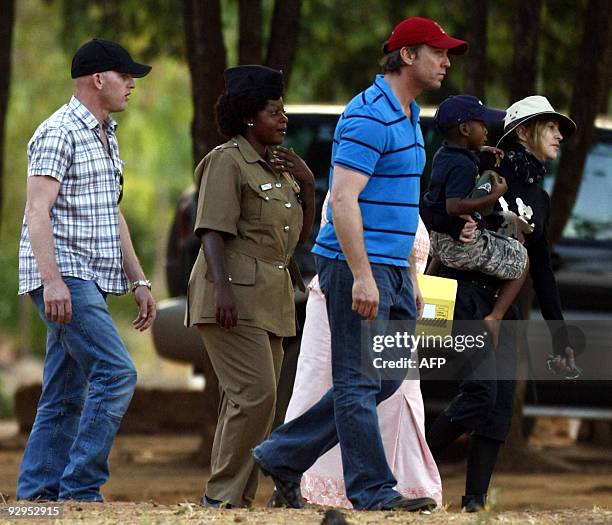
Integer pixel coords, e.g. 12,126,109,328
278,265,284,270
275,182,282,188
285,202,292,208
265,196,270,201
284,225,290,232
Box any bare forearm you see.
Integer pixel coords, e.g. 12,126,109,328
446,194,499,216
26,209,62,284
334,195,372,279
119,211,146,282
201,230,229,284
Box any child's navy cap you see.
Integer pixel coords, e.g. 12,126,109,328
434,95,506,131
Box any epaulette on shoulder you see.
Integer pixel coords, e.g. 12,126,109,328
213,141,239,152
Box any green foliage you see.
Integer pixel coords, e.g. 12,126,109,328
55,0,185,61
0,0,193,353
289,0,466,105
0,376,13,419
540,0,589,109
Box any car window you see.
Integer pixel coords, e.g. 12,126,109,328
284,115,339,278
543,140,612,241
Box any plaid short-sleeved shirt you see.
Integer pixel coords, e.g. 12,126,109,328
19,96,128,295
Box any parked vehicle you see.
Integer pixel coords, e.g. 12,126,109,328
152,105,612,426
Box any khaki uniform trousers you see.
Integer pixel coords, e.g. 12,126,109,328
197,323,283,506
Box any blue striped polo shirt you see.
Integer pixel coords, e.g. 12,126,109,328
312,75,425,267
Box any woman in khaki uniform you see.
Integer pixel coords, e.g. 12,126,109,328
185,65,315,508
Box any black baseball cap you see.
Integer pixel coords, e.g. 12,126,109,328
71,39,152,79
434,95,505,132
224,65,284,99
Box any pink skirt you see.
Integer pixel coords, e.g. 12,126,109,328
284,277,443,508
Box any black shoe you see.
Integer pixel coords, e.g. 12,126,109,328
200,494,233,509
253,456,304,508
381,495,437,512
462,494,486,512
320,509,349,524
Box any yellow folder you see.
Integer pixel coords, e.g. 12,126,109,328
416,274,458,336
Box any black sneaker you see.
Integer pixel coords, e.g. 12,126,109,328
461,494,486,512
253,456,304,508
200,494,233,509
381,495,436,512
320,509,350,524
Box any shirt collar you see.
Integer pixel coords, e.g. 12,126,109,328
373,75,421,124
69,96,118,133
441,141,480,164
234,134,268,164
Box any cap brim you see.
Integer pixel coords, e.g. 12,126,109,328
476,107,506,122
429,35,469,55
496,111,577,148
116,62,152,78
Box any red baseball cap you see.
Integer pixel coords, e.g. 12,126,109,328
383,17,468,55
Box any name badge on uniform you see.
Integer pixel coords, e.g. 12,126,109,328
260,183,273,191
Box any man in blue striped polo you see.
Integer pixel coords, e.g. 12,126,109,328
254,17,467,511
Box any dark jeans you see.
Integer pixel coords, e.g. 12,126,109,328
253,256,416,509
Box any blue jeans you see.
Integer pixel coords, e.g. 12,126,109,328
253,256,416,509
17,278,137,501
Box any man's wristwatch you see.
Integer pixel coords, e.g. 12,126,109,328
130,279,152,293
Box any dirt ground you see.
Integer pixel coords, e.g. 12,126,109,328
1,425,612,524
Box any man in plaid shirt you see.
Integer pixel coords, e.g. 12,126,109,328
17,39,156,502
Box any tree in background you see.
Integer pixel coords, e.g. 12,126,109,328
549,0,612,244
56,0,302,165
508,0,542,104
0,0,16,234
183,0,301,164
182,0,226,166
463,0,488,100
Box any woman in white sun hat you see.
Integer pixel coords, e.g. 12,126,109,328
426,95,579,512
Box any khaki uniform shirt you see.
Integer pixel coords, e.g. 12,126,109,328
185,135,303,337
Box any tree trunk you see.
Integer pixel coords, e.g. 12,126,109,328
239,0,263,64
508,0,542,104
182,0,227,166
0,0,15,234
386,0,405,28
549,0,612,244
598,28,612,114
463,0,488,100
265,0,301,85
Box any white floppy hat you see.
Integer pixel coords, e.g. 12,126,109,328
497,95,576,147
